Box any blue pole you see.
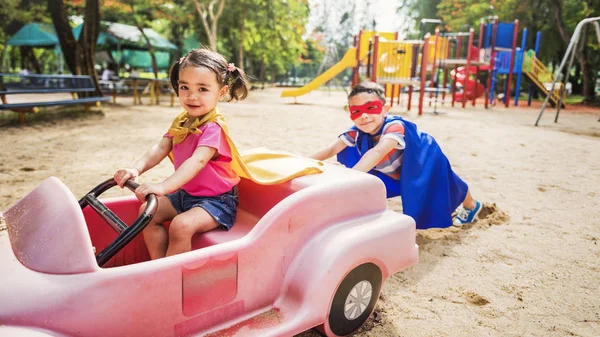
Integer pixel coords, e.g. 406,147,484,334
528,31,541,106
514,28,527,106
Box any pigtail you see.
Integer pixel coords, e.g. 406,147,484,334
224,66,249,102
169,60,182,96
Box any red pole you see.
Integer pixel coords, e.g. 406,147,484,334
485,17,498,109
419,34,430,116
505,19,519,108
463,28,474,108
398,85,402,105
429,29,440,107
371,35,380,83
472,66,479,106
452,66,457,107
443,68,449,104
442,36,450,104
478,20,484,52
473,21,484,108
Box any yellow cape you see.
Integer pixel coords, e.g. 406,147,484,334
167,109,324,185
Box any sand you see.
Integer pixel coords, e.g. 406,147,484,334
1,88,599,337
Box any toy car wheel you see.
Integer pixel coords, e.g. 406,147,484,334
326,263,382,336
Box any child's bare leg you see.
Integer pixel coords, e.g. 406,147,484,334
141,196,177,260
462,190,477,209
166,207,219,256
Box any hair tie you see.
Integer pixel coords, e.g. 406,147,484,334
226,63,236,72
179,57,185,64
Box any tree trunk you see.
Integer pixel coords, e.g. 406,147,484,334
78,0,101,97
136,26,160,104
259,61,265,89
27,47,42,73
246,56,254,81
193,0,226,51
578,25,594,102
0,44,7,72
551,0,596,103
572,63,582,95
48,0,81,75
21,46,41,73
237,0,245,71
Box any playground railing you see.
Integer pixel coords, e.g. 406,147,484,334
375,40,422,84
359,30,397,66
495,49,523,74
522,52,562,104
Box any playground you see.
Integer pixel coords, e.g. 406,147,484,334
1,88,599,336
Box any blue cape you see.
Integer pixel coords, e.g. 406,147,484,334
337,115,468,229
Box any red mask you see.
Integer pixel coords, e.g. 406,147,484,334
348,100,383,121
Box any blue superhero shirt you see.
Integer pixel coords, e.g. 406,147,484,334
337,115,468,229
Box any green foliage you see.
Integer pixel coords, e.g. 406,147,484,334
0,0,52,71
398,0,443,37
218,0,310,80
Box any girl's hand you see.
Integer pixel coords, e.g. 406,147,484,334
134,183,166,202
113,168,140,188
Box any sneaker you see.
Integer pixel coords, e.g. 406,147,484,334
453,201,482,226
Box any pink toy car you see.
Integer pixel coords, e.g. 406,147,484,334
0,160,418,337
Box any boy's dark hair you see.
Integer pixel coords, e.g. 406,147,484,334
348,81,386,104
169,48,249,102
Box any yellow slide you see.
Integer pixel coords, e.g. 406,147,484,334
281,48,358,98
522,52,562,106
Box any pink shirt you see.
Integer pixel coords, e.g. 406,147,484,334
164,122,240,196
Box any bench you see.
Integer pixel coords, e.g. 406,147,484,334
126,77,176,107
0,73,110,124
97,77,175,107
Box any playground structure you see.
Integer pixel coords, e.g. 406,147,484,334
483,18,562,108
282,19,567,116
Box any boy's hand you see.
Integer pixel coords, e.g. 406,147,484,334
113,168,140,188
134,183,166,202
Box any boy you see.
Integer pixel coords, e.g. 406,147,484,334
309,81,481,229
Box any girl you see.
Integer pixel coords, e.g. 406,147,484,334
309,81,482,229
114,48,249,259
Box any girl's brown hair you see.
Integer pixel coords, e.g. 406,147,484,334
169,48,249,102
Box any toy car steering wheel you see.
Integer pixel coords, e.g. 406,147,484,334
78,178,158,266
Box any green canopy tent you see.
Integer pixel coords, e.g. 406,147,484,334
6,23,58,47
6,21,178,73
74,21,178,71
5,23,63,72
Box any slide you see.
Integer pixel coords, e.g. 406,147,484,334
281,47,358,98
522,53,561,106
452,66,485,101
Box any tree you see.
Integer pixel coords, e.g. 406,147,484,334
217,0,310,83
48,0,101,96
398,0,443,37
192,0,226,51
1,0,51,72
548,0,599,103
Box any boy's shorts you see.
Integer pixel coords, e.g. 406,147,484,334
165,187,238,230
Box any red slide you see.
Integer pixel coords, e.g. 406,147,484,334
451,66,486,102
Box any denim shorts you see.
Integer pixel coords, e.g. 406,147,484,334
165,186,238,230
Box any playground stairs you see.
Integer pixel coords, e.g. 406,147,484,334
522,53,563,106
